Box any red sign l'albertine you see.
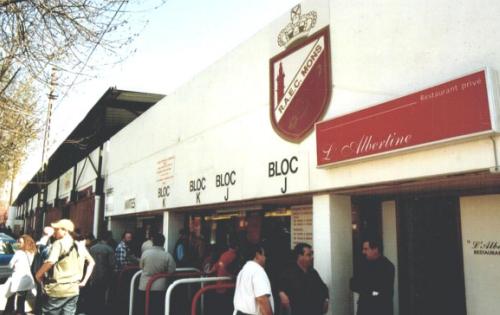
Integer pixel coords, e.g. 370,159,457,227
316,70,493,167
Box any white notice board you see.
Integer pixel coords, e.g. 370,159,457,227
291,207,313,249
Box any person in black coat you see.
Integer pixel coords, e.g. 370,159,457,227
351,238,395,315
278,243,329,315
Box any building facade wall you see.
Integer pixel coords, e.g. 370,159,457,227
84,1,500,314
460,194,500,315
104,0,500,217
74,147,100,193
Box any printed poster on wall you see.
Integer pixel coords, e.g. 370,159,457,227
291,207,313,248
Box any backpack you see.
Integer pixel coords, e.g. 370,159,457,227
46,241,80,280
31,252,43,277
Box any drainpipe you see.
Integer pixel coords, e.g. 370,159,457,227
93,145,104,237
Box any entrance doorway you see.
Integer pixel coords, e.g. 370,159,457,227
351,197,382,275
397,195,466,315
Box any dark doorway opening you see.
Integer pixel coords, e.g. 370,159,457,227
397,195,466,315
352,197,383,275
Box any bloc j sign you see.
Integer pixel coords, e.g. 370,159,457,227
316,69,499,167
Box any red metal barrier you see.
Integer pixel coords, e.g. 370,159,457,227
190,283,236,315
144,271,203,315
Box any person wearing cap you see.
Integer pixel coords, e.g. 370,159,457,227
35,219,93,315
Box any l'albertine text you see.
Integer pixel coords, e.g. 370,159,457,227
339,132,412,157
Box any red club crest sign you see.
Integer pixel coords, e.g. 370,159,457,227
270,9,332,142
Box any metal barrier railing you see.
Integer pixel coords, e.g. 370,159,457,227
144,271,203,315
164,276,232,315
128,270,143,315
127,267,203,315
175,267,201,273
190,282,235,315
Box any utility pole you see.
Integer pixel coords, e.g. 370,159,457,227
42,67,58,166
38,67,58,234
8,163,15,207
7,161,17,229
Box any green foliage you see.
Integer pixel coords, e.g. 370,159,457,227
0,66,39,187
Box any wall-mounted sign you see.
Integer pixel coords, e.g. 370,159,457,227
61,169,74,194
157,156,175,183
268,156,299,194
215,170,236,201
316,70,497,167
466,240,500,256
189,177,206,204
156,156,175,206
461,195,500,315
270,4,331,142
124,198,136,209
291,207,313,248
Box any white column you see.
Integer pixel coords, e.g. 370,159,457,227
6,206,15,228
93,195,101,236
460,194,500,315
163,211,184,252
313,194,353,315
382,200,399,315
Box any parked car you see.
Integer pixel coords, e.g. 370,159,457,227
0,233,17,281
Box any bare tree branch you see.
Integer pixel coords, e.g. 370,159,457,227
0,0,167,188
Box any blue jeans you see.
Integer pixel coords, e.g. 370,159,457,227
42,295,79,315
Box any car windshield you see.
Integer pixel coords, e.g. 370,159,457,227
0,233,17,255
0,241,15,255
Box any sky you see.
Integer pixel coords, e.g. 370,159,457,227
13,0,299,198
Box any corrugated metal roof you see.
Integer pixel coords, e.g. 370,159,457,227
13,88,165,206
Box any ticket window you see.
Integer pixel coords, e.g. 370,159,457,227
200,210,287,248
187,208,308,272
203,212,244,248
135,216,163,254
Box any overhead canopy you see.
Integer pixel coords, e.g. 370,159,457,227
13,88,165,206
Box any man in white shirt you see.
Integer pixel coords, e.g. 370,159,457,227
233,243,274,315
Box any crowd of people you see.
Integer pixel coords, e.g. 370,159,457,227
2,220,183,315
3,220,118,315
1,219,394,315
232,238,395,315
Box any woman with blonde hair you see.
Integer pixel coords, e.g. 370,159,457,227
4,234,37,315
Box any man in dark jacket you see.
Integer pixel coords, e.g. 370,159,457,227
279,243,329,315
351,238,395,315
88,230,116,314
